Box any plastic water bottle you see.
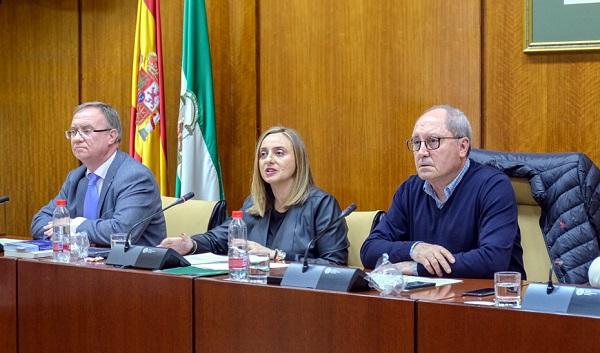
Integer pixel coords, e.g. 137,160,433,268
228,210,248,281
52,199,71,263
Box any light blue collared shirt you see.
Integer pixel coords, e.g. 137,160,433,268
408,159,471,274
422,158,471,209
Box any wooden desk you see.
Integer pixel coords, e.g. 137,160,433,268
17,259,194,353
0,256,17,353
417,280,600,353
194,278,415,353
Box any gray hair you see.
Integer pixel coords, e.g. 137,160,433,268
424,104,472,154
73,101,122,143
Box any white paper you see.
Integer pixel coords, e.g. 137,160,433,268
564,0,600,4
196,262,230,271
403,275,462,286
0,238,26,246
194,261,289,271
464,301,495,306
184,252,228,265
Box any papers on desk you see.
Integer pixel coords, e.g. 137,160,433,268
183,252,290,270
403,276,462,287
185,252,228,265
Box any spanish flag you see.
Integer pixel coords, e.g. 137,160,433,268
129,0,168,195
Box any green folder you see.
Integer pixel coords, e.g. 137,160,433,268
158,266,228,277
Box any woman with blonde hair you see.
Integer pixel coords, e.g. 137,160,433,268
160,126,348,265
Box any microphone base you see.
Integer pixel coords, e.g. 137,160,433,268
106,245,191,270
523,283,600,317
280,263,370,292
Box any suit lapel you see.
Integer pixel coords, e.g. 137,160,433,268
73,168,88,217
97,151,125,216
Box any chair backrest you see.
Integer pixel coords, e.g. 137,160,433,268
346,210,384,268
510,177,553,282
160,196,227,237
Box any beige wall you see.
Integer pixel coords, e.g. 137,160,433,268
0,0,598,237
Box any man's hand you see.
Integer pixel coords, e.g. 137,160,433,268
411,242,455,277
158,235,193,255
43,222,53,238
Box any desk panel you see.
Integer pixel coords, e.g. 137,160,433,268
195,278,414,353
18,260,193,353
417,301,600,353
0,257,16,353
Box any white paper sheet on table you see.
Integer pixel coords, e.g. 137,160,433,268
184,253,228,265
403,275,462,286
184,252,290,270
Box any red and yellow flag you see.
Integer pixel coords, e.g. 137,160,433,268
129,0,167,195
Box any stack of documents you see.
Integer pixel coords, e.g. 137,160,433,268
2,239,53,258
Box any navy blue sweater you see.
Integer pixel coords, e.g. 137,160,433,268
360,160,525,278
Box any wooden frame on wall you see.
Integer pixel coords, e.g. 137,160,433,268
525,0,600,52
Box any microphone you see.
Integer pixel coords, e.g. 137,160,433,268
280,202,369,292
302,203,357,272
124,192,194,251
546,258,563,294
105,192,195,270
0,195,9,204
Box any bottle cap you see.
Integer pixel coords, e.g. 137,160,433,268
232,210,243,219
56,199,67,206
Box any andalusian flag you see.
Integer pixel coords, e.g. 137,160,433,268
130,0,168,195
176,0,223,200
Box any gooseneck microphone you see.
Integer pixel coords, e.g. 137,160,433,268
124,192,195,251
302,203,357,273
106,192,195,270
546,258,564,294
0,195,9,204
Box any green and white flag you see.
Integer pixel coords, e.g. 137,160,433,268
176,0,223,200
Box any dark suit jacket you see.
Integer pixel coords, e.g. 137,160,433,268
31,150,166,246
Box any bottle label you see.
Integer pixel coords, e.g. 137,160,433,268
52,242,62,252
229,257,246,268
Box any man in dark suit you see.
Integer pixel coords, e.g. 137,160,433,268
31,102,165,246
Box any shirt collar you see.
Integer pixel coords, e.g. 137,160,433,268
86,151,117,180
423,158,470,209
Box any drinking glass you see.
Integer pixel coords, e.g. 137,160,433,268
248,251,270,284
110,233,128,248
70,231,90,261
494,271,521,307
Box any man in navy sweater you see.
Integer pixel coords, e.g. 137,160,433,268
360,105,525,278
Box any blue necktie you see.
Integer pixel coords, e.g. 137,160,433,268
83,173,100,219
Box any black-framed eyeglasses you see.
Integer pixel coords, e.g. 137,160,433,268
65,128,112,140
405,136,463,152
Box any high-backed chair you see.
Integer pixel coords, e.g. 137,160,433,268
510,177,553,282
160,196,227,237
471,149,600,284
346,210,384,268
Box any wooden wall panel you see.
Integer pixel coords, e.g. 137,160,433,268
80,0,257,212
205,0,258,211
0,0,79,237
259,0,481,211
484,0,600,163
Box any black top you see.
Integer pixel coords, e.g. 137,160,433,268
267,209,286,248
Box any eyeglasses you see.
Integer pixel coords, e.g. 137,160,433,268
65,128,112,140
406,136,463,152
